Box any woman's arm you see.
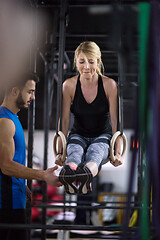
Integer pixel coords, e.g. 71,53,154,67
62,80,73,137
55,78,74,165
103,76,122,167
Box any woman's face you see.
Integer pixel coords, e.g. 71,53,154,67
76,52,98,78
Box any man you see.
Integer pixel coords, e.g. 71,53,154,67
0,72,62,240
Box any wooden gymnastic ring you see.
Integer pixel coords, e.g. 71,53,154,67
110,131,127,162
53,131,66,163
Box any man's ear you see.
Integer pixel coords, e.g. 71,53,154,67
11,87,19,96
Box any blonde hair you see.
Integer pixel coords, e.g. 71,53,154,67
73,41,104,75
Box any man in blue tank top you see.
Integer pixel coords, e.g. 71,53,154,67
0,72,62,240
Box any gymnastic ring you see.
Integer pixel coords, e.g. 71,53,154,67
53,131,66,163
110,131,127,162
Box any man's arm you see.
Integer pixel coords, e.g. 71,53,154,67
0,118,62,187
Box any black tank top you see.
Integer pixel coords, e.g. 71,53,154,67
70,75,112,137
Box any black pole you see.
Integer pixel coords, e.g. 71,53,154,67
39,9,59,234
26,5,38,240
118,52,125,133
40,58,48,240
49,9,58,122
26,53,36,240
27,99,35,240
56,0,68,133
55,0,68,223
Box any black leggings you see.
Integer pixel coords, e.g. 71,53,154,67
0,209,27,240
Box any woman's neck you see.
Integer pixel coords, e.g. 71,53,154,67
80,73,98,86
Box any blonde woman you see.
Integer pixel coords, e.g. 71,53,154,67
56,41,122,195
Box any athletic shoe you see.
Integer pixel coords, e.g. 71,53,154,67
59,165,77,194
76,164,93,195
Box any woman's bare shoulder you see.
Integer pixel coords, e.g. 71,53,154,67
63,75,78,98
101,75,117,98
63,75,78,88
102,75,117,84
102,75,117,89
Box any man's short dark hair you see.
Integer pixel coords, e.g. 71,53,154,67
5,72,39,94
19,72,39,87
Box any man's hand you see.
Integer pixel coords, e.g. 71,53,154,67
26,185,32,202
110,153,122,167
44,165,62,187
55,154,65,166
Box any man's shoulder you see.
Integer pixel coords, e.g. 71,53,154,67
0,118,15,138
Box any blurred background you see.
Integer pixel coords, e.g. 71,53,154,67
0,0,146,238
0,0,138,131
0,0,140,205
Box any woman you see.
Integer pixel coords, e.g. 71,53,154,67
56,41,122,195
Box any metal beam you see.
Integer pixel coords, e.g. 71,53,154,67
56,0,68,133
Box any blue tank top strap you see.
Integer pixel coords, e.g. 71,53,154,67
0,106,26,209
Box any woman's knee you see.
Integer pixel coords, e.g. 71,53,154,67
86,142,110,163
87,142,109,154
67,143,84,157
66,144,84,165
